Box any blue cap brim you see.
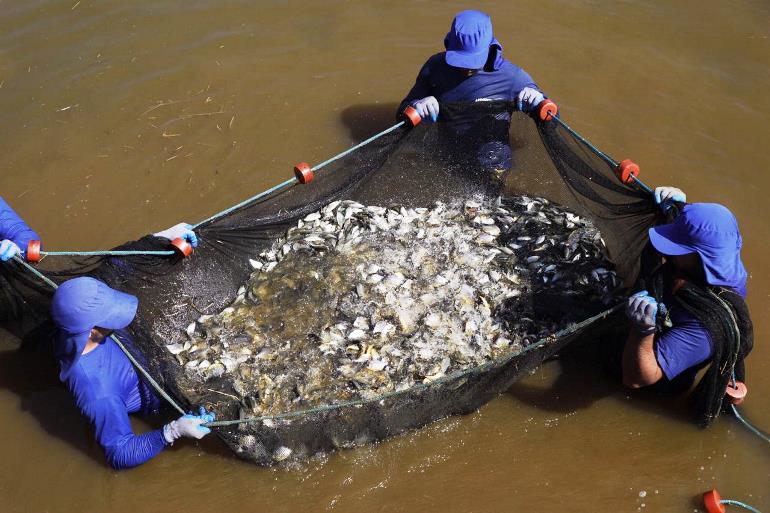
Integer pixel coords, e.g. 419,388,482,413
96,288,138,330
648,224,695,256
445,47,490,69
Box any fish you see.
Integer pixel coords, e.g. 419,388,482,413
176,195,620,420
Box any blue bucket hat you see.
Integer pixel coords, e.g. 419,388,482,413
444,10,501,70
648,203,747,294
51,277,138,380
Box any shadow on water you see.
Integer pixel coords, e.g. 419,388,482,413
340,102,401,142
0,324,106,466
0,325,236,467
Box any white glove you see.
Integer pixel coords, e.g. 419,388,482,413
0,239,21,262
163,407,214,444
517,87,545,112
654,186,686,205
412,96,439,122
154,223,198,247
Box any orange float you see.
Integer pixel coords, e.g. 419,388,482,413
26,240,42,263
293,162,314,184
170,237,193,258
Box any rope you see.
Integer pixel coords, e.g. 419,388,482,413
40,250,175,258
192,120,407,229
721,499,763,513
192,177,297,229
731,404,770,444
8,251,622,428
728,370,769,443
545,114,654,195
11,255,59,289
109,333,185,415
310,121,405,171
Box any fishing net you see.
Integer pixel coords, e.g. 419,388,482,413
0,102,661,464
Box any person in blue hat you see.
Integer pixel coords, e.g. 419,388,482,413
51,277,215,469
398,10,546,177
0,196,39,262
622,187,753,425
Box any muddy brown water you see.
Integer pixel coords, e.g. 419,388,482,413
1,1,769,512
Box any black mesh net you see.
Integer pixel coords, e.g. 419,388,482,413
0,102,662,464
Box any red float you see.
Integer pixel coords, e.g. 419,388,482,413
170,237,193,258
725,380,748,405
293,162,314,184
538,99,559,121
616,159,640,185
402,105,422,127
703,489,725,513
26,240,42,263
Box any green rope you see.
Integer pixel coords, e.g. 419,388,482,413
721,499,762,513
40,250,175,257
11,255,59,289
109,333,185,415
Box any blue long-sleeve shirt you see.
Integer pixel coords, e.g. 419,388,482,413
399,52,539,130
399,52,540,171
0,196,39,250
60,330,166,469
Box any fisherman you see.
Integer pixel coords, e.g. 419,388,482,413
51,223,212,470
398,10,546,178
0,196,39,261
623,186,753,425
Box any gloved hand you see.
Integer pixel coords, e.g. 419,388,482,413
154,223,198,247
412,96,439,122
517,87,545,112
163,406,215,444
0,239,21,262
654,186,686,212
626,290,658,335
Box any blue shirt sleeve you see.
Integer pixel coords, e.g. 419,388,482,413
508,66,538,98
82,394,167,470
398,57,436,114
0,196,40,250
655,306,713,380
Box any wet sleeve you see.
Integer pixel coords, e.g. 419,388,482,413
0,196,40,250
83,395,167,470
654,310,712,380
398,59,434,115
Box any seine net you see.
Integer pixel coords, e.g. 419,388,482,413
0,102,661,464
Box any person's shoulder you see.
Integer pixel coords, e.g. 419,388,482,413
66,361,119,409
496,59,529,77
423,52,447,69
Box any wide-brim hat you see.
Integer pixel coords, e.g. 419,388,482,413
648,203,747,291
52,277,138,380
444,10,499,70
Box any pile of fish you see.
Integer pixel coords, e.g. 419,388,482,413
167,196,620,417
